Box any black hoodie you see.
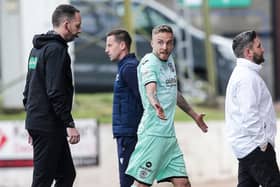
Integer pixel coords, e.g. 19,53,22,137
23,31,74,133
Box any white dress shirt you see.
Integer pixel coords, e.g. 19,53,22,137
225,58,277,159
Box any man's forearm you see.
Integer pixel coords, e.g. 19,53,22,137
177,92,199,120
147,90,160,108
145,82,160,108
177,92,191,113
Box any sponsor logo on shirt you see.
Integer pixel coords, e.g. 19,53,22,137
166,76,177,87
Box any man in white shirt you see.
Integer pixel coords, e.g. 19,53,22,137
225,30,280,187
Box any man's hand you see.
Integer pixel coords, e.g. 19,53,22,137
67,128,80,144
27,133,33,145
155,103,167,120
195,113,208,133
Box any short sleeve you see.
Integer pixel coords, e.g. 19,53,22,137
139,59,157,86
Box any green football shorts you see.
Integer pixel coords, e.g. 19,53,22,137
125,134,188,185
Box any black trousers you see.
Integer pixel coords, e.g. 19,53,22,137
116,136,138,187
28,130,76,187
237,143,280,187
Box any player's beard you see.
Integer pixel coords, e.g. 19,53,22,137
66,31,80,42
253,52,264,64
157,51,171,61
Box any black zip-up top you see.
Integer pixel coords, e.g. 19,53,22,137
23,31,74,133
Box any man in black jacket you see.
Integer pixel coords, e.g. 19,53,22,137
23,4,81,187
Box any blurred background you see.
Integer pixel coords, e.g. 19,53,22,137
0,0,279,186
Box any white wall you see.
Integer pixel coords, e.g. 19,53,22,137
0,0,69,110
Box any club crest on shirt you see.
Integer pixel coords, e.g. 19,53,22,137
168,62,175,72
28,56,38,69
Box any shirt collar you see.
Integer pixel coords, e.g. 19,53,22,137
236,58,262,73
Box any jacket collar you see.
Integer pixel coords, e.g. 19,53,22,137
118,53,136,67
236,58,262,73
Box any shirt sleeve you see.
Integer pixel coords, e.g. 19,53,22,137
139,59,157,86
45,46,74,125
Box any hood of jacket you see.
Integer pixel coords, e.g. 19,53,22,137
32,31,67,49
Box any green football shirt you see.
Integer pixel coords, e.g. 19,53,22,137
137,53,177,137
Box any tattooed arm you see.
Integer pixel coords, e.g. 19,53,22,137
145,82,167,120
177,91,208,132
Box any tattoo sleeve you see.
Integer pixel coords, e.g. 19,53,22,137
145,82,160,108
177,92,191,113
147,92,160,107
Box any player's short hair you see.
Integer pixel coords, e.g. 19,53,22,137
152,24,173,36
